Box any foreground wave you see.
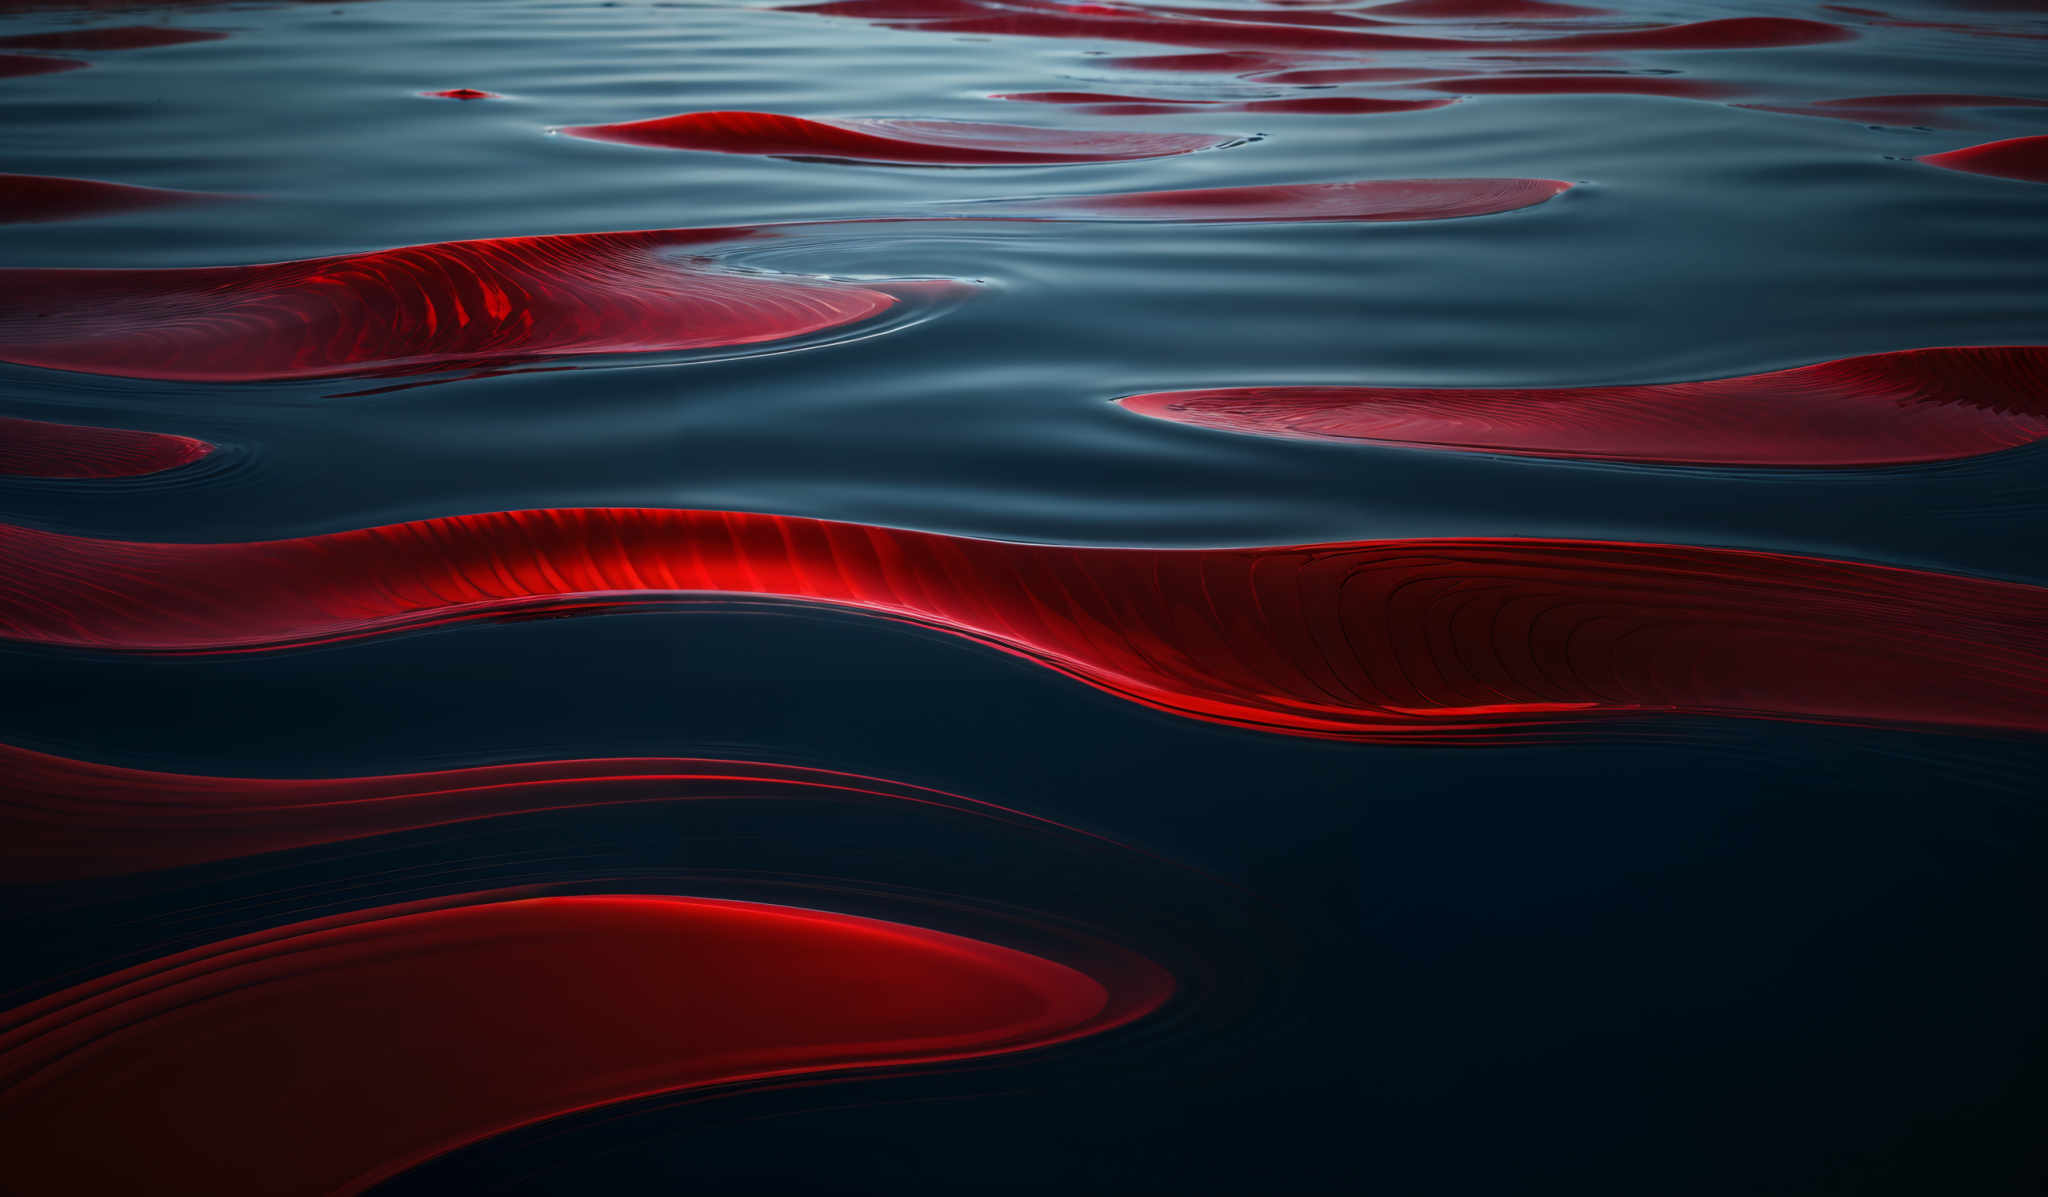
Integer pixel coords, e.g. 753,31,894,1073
1118,346,2048,466
2,509,2042,740
0,892,1170,1194
563,110,1236,164
0,414,211,478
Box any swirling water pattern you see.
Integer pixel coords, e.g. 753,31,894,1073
0,0,2044,1193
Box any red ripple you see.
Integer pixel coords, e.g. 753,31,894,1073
0,745,1104,881
1920,134,2048,183
0,52,84,76
1420,73,1739,97
1117,346,2048,466
1069,95,1453,114
0,508,2042,740
0,24,226,50
1750,93,2048,125
1365,0,1608,15
561,110,1235,164
982,177,1571,220
0,172,212,224
1102,50,1320,72
1247,65,1445,83
0,229,948,382
421,87,501,100
0,893,1169,1194
0,414,210,478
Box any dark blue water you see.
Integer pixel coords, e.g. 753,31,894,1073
2,0,2044,1192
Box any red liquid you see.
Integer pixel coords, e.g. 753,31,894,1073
0,414,209,478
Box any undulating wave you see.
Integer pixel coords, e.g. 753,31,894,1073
0,414,211,478
1117,346,2048,466
0,51,82,76
0,229,958,382
0,172,214,225
965,178,1571,221
0,24,226,51
0,742,1111,882
562,110,1238,164
0,892,1171,1194
2,508,2042,740
1921,135,2048,184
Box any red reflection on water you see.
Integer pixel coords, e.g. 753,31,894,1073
421,87,501,99
1420,73,1739,97
562,110,1235,163
1921,134,2048,183
0,414,209,478
1748,93,2048,125
1119,346,2048,466
0,743,1108,882
981,177,1569,220
0,51,84,76
2,508,2042,740
0,24,225,50
0,893,1170,1194
0,229,953,381
0,172,212,223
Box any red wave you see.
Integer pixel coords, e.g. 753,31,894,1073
1420,74,1739,98
561,110,1235,164
0,414,210,478
0,52,84,76
1921,134,2048,183
0,743,1106,882
1118,346,2048,466
1,508,2043,740
1058,95,1453,115
0,172,212,224
0,229,947,382
1363,0,1608,16
1748,94,2048,125
790,0,1850,56
421,87,501,100
1102,50,1319,72
0,24,226,50
1246,65,1445,83
980,177,1570,221
0,893,1170,1194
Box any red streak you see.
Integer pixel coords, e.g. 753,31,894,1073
562,110,1235,164
1420,74,1739,97
0,52,84,76
982,177,1570,221
1,508,2042,740
421,87,501,100
0,172,211,224
0,228,946,382
1119,347,2048,466
1920,134,2048,183
1364,0,1609,16
0,743,1100,882
0,414,210,478
0,893,1170,1194
1749,94,2048,125
0,25,226,51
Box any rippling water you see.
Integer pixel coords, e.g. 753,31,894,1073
1,0,2044,1192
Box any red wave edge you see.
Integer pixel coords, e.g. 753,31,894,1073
0,172,215,225
0,414,211,478
1117,346,2048,467
0,891,1172,1195
1,508,2043,741
0,228,961,382
560,110,1238,164
0,743,1113,883
1920,134,2048,184
975,177,1571,221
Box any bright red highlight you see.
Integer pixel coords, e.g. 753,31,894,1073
1,509,2043,740
1921,135,2048,184
0,25,226,51
0,172,212,224
0,229,950,382
421,87,501,99
0,414,210,478
0,894,1170,1194
561,110,1235,164
983,177,1570,221
1119,346,2048,466
0,744,1095,882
